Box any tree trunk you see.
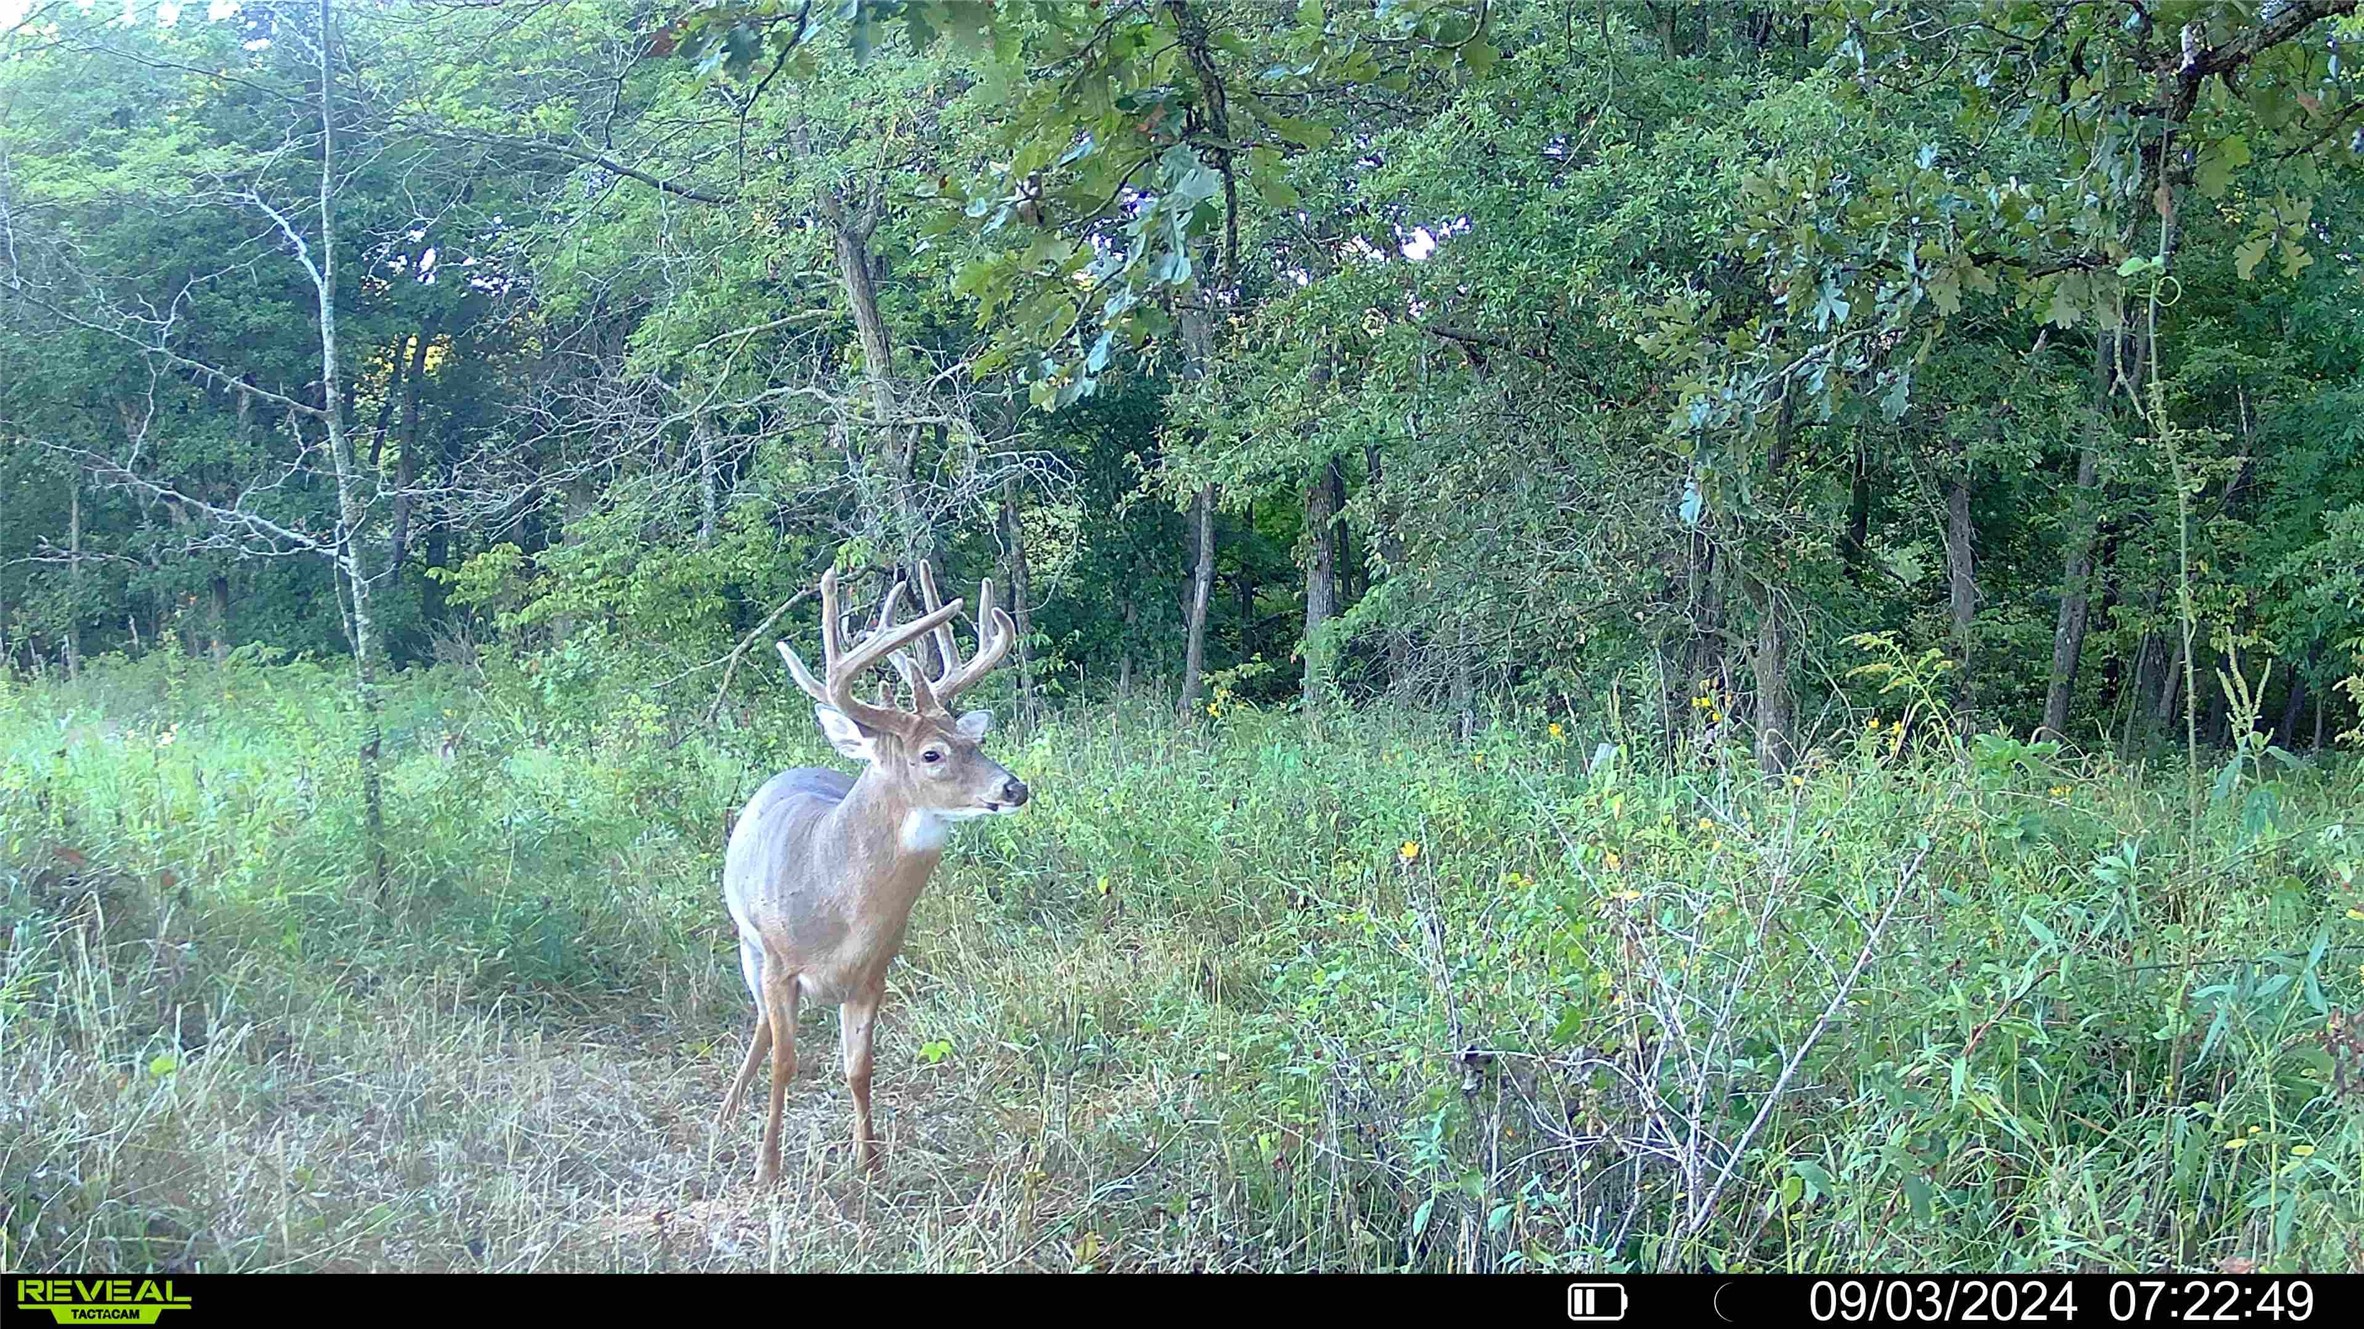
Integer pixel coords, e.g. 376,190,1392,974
1943,438,1977,702
2041,331,2114,740
1751,577,1791,773
1753,403,1795,773
1302,455,1343,711
830,216,918,557
366,334,405,470
2275,651,2314,748
1841,436,1872,582
695,418,720,548
1119,590,1137,699
387,318,432,570
1234,500,1256,629
2152,633,2185,731
1365,441,1411,689
1449,623,1475,740
1685,533,1724,719
1000,475,1036,721
210,571,230,664
1179,482,1216,716
314,0,386,901
64,474,82,679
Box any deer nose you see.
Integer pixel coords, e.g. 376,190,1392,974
1000,777,1030,807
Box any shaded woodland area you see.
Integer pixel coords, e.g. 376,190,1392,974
2,0,2358,766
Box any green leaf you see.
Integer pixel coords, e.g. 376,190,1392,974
2235,234,2274,281
2195,134,2250,199
1902,1174,1933,1222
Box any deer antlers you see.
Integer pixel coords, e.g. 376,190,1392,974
774,564,1015,732
894,561,1016,718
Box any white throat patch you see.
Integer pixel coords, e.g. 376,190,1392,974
900,809,950,852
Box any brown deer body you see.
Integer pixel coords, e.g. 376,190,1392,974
719,564,1027,1182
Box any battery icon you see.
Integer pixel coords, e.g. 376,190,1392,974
1567,1283,1626,1322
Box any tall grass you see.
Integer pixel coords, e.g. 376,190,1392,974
2,654,2358,1271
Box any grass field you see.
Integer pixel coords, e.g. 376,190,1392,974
3,653,2360,1271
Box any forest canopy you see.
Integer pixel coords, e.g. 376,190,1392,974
3,0,2362,763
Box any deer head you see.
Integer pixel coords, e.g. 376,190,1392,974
773,564,1029,821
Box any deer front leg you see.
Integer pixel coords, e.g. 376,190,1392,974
839,988,882,1174
756,966,800,1186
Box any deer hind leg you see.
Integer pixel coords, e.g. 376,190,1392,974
719,939,769,1124
839,987,882,1174
755,964,800,1187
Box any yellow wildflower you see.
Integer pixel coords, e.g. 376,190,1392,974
1547,721,1565,740
1697,817,1715,833
1472,753,1485,767
1399,841,1421,863
1787,774,1805,788
1603,850,1623,872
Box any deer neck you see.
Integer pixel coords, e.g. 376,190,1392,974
829,765,948,891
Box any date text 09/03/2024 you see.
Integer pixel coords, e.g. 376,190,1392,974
1802,1279,2315,1324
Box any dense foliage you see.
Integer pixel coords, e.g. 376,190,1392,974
4,0,2360,753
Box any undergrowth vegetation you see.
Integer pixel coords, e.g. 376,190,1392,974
3,654,2360,1271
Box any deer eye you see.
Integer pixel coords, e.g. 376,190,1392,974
920,748,944,764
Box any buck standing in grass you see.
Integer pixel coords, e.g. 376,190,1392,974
719,564,1029,1183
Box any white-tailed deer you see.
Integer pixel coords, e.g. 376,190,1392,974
719,563,1027,1182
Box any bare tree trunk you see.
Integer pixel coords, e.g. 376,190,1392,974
2152,633,2185,731
1943,438,1977,701
1119,591,1137,699
1685,534,1725,716
695,418,720,548
1301,455,1342,711
1179,482,1216,716
1753,405,1795,774
2276,649,2315,748
1365,441,1410,688
2042,332,2114,740
1449,622,1475,741
313,0,386,900
829,216,920,560
387,318,432,570
1000,475,1036,721
1841,437,1872,581
1751,578,1791,773
210,571,230,664
64,474,81,679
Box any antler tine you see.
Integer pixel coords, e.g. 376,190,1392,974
778,566,960,731
779,567,857,711
829,580,961,716
914,561,964,687
818,567,849,671
890,651,941,714
930,577,1016,707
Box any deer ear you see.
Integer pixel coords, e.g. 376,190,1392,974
955,709,993,739
813,705,877,761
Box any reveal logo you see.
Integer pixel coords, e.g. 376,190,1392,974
14,1279,193,1325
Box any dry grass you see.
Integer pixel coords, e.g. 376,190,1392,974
2,861,1285,1271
